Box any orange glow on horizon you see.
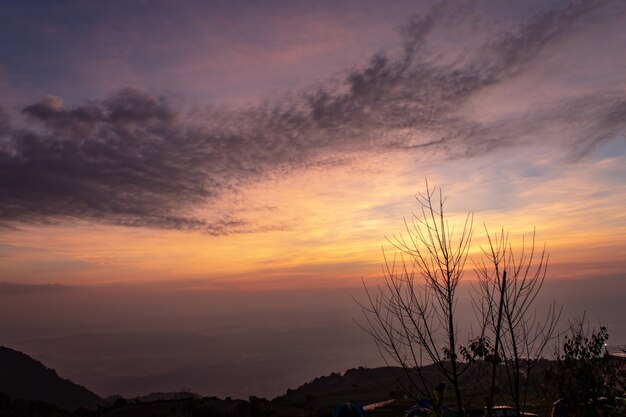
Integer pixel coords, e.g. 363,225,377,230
2,148,624,291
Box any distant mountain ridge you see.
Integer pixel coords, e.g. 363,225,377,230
0,346,102,411
0,345,556,416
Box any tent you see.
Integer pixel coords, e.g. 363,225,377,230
333,402,365,417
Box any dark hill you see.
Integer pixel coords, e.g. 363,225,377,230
0,346,102,411
273,361,555,414
272,365,443,411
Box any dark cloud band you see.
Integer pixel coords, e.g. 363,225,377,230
0,0,624,233
0,282,73,295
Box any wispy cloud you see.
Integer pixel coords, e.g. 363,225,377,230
0,0,624,233
0,282,73,295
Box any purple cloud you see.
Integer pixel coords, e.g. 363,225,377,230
0,0,624,233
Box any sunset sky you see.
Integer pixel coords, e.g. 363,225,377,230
1,0,626,398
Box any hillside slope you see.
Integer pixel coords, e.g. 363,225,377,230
0,346,102,411
273,361,555,413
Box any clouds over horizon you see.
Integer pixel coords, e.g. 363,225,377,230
0,281,73,296
1,0,625,233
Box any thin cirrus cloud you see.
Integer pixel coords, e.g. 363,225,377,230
0,0,625,234
0,281,73,296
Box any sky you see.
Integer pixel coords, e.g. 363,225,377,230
1,0,626,399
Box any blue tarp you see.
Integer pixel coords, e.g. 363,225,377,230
334,402,365,417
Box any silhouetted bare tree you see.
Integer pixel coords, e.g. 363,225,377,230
358,183,473,416
473,228,560,416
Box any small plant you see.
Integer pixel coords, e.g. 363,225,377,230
551,316,619,417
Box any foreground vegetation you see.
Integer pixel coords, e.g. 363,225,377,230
2,355,624,417
358,184,624,417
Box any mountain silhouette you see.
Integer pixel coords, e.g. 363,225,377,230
0,346,102,411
